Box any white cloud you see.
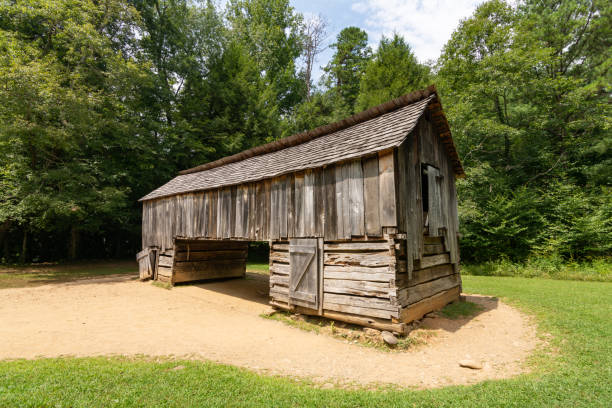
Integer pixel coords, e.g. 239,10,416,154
351,0,481,63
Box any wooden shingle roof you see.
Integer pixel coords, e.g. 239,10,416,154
140,85,463,202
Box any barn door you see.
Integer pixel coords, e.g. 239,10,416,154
288,238,320,310
426,165,444,236
136,248,153,280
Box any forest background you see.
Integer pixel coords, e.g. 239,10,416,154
0,0,609,270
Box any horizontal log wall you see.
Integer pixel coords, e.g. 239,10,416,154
142,151,397,249
398,235,461,322
156,240,248,284
270,230,408,332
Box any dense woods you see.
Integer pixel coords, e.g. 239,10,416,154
0,0,609,264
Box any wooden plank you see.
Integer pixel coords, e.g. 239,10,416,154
363,155,381,236
324,252,392,267
324,241,389,251
334,165,345,239
378,150,397,227
424,244,445,255
324,279,392,298
349,159,365,237
304,170,315,237
229,186,237,238
255,182,264,240
323,165,337,240
400,286,461,323
323,293,398,312
263,179,271,239
271,302,407,333
279,176,288,238
174,249,248,262
341,162,351,238
174,240,248,251
409,264,454,287
270,263,290,275
270,287,289,302
158,255,173,267
314,169,325,237
234,185,244,238
172,260,246,283
248,183,256,239
323,302,396,319
270,178,280,240
271,243,289,251
286,175,295,238
294,173,304,237
324,265,394,282
269,251,290,264
209,190,217,239
399,274,460,306
270,274,289,286
418,253,450,269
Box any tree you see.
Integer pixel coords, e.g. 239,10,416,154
302,14,328,99
436,0,612,261
0,0,150,260
226,0,305,114
323,26,371,112
356,33,431,111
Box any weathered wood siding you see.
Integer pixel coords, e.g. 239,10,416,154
396,114,461,272
156,240,248,284
142,156,396,249
270,230,408,333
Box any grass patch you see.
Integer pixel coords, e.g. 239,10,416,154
0,276,611,406
0,260,137,289
261,311,321,334
463,257,611,282
439,300,483,319
151,280,173,290
246,261,270,274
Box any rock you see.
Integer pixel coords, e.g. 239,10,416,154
381,331,398,346
459,359,483,370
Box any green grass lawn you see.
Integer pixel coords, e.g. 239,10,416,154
1,275,610,407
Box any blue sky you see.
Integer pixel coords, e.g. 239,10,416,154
290,0,482,82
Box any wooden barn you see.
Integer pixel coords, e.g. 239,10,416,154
138,85,465,334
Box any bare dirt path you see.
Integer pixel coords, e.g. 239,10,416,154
0,274,537,388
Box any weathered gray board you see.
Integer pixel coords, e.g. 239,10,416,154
169,240,248,284
142,155,394,249
288,238,319,309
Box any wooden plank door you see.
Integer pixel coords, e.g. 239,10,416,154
289,238,319,310
136,248,152,280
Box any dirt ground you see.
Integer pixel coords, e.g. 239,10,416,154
0,273,537,388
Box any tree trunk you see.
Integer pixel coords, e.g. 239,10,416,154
69,226,79,260
20,229,27,264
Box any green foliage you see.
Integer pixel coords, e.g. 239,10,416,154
437,0,612,262
0,0,609,264
323,26,371,113
355,34,430,111
463,257,612,282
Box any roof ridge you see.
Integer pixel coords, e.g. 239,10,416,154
178,85,438,176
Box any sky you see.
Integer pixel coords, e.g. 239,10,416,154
290,0,482,82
